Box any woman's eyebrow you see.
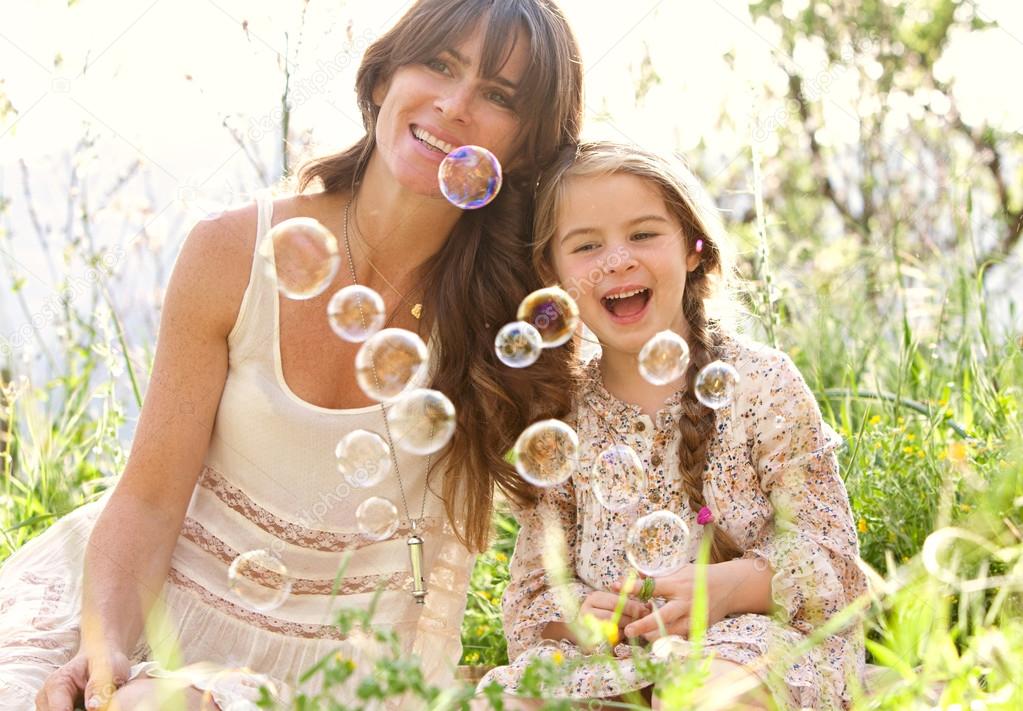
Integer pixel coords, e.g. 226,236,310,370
443,47,519,90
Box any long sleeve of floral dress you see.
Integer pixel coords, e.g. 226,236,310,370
502,475,594,661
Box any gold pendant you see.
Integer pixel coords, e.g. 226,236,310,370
408,533,427,604
411,303,423,319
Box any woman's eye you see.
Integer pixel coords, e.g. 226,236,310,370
426,58,450,75
632,232,658,241
487,90,514,108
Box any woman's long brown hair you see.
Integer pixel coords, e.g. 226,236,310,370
297,0,583,553
532,142,744,563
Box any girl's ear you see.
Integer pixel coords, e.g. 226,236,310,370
686,248,701,273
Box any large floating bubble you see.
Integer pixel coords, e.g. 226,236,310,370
328,285,386,342
625,510,690,577
438,145,503,209
494,321,543,368
260,217,339,300
694,360,740,410
355,328,429,402
591,445,647,511
227,549,293,612
387,388,457,455
335,429,391,488
356,497,400,540
513,419,579,487
638,330,690,385
517,287,580,349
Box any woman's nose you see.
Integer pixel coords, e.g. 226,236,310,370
434,84,473,124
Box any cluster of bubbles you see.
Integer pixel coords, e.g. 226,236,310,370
227,146,507,612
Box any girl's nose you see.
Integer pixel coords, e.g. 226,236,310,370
605,247,638,274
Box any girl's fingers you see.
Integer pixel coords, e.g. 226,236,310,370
623,600,687,638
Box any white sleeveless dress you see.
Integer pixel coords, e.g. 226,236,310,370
0,193,476,708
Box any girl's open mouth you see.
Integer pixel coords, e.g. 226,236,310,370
601,288,651,319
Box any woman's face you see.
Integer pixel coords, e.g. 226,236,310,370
551,172,701,356
371,23,529,198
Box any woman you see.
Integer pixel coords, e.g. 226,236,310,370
0,1,583,708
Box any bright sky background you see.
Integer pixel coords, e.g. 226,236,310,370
1,0,1021,360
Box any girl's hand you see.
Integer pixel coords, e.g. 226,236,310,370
612,562,744,641
578,590,651,629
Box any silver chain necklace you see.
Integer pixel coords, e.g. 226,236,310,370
343,199,430,604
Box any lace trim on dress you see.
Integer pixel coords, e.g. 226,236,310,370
167,568,350,640
180,517,411,595
196,465,443,551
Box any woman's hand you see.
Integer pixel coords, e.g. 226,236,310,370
35,648,130,711
613,558,773,641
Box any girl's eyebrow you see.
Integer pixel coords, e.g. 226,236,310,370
443,48,519,90
560,215,669,244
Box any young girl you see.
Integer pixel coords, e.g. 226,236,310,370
481,142,866,709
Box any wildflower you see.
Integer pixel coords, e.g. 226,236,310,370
905,433,915,442
551,650,565,666
475,625,487,636
868,415,881,426
858,518,868,534
917,450,925,459
902,446,915,455
959,503,972,513
465,652,480,664
494,552,508,563
947,442,967,464
602,620,619,646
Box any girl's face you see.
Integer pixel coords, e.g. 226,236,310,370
551,172,701,356
371,23,528,198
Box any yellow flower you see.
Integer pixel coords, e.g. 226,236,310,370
948,442,967,464
869,415,881,426
906,433,916,442
476,625,487,636
494,552,508,563
917,450,925,459
552,650,565,666
902,446,915,455
960,503,972,513
602,619,619,646
465,652,480,664
858,518,868,534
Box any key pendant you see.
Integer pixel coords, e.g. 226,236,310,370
408,529,427,604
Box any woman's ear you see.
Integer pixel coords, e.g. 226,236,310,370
371,74,391,108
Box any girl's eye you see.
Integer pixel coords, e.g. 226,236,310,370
426,58,451,75
572,243,597,254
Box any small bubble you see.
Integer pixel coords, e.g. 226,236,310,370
513,419,579,487
355,328,429,401
356,497,400,540
638,330,690,385
694,361,740,410
327,285,386,342
386,388,457,455
227,550,292,612
260,217,340,300
335,430,391,488
626,510,689,577
517,287,579,348
494,321,543,368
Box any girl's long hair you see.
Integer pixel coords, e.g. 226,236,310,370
533,141,744,563
297,0,584,552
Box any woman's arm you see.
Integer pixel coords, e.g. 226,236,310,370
74,212,255,698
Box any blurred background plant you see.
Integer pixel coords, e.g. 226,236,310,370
2,0,1022,707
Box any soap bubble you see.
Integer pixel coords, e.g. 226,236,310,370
513,419,579,487
517,287,580,348
335,429,391,488
625,510,690,577
694,360,740,410
356,497,400,540
591,445,647,511
438,145,503,209
387,388,457,455
650,635,692,660
227,549,292,612
494,321,543,368
638,330,690,385
355,328,429,402
260,217,339,300
328,285,386,342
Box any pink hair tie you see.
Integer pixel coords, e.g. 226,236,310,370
697,506,713,525
695,239,704,253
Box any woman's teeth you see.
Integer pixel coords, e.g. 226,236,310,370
412,127,454,154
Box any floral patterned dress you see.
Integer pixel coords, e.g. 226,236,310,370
480,335,867,709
